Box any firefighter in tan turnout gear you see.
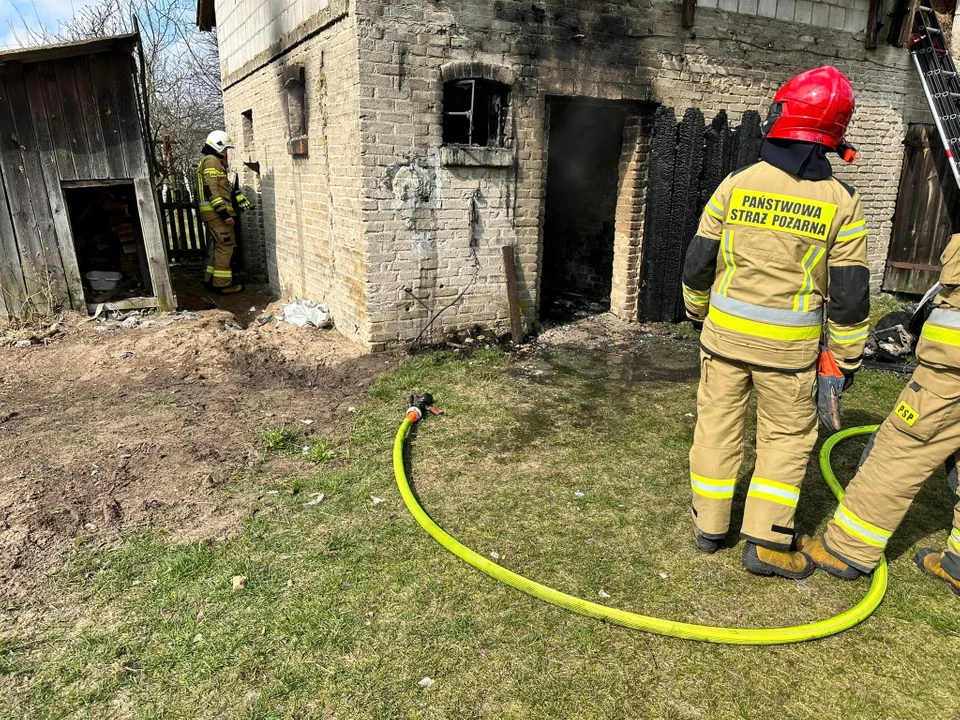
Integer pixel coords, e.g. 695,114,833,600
681,66,870,579
804,236,960,593
197,130,251,294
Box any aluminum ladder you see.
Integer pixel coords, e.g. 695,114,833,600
910,4,960,186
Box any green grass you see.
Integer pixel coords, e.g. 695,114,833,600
261,426,340,465
1,341,956,719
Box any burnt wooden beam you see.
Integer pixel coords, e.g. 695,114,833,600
866,0,882,49
501,245,524,344
681,0,696,28
899,0,921,48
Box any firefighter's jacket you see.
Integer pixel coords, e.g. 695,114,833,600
196,153,236,222
915,233,960,396
682,161,870,372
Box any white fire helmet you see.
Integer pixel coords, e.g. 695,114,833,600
204,130,234,155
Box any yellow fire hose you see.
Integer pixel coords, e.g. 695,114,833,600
394,413,887,645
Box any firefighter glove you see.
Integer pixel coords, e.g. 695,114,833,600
235,192,252,212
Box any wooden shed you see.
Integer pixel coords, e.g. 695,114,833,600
0,34,174,319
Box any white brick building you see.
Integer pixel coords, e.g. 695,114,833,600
197,0,957,347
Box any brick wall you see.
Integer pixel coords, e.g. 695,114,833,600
354,0,929,345
211,0,935,346
217,1,368,341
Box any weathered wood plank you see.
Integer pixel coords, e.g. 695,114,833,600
885,123,959,293
133,177,175,311
71,56,110,179
52,59,93,179
866,0,882,49
175,188,189,253
86,53,127,179
22,67,86,311
0,73,62,314
0,169,26,316
88,295,158,314
0,35,137,67
681,0,696,27
185,196,199,250
501,245,524,343
898,0,921,48
158,194,173,255
37,62,77,181
109,54,149,179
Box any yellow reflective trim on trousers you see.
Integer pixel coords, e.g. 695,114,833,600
205,265,215,274
718,229,736,296
212,269,232,278
793,245,826,312
747,477,800,508
708,305,822,342
748,490,799,508
834,505,891,548
949,529,960,554
922,323,960,348
690,472,736,500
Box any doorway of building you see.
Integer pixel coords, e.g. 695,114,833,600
541,98,627,321
62,181,154,307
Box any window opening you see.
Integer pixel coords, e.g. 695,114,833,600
241,109,254,147
443,79,508,147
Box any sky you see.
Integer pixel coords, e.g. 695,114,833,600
0,0,101,50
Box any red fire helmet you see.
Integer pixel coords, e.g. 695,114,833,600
763,66,855,150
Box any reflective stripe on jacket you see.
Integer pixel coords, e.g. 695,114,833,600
681,161,870,372
914,234,960,395
196,154,235,222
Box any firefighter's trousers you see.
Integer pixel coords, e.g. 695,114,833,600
823,373,960,572
203,216,236,288
690,352,818,549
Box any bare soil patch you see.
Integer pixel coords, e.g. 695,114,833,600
0,310,395,602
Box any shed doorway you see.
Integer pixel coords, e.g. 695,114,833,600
541,98,627,321
63,182,154,307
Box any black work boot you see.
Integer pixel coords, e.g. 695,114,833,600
742,540,814,580
914,549,960,597
797,536,863,581
695,529,724,554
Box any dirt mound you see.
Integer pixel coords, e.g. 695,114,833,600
0,311,394,602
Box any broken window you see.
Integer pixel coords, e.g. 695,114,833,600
241,109,254,147
283,65,307,156
443,79,508,147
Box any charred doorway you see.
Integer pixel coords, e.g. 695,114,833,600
541,98,628,321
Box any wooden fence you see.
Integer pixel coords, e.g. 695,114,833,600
639,107,763,322
159,186,207,261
